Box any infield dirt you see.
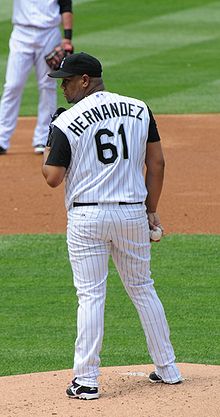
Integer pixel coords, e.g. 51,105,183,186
0,115,219,417
1,114,220,235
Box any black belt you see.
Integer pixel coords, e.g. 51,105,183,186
73,202,142,207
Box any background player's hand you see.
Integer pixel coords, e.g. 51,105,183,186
61,38,74,53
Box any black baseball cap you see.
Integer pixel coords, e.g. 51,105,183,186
48,52,102,78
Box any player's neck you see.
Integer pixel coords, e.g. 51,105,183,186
85,80,105,97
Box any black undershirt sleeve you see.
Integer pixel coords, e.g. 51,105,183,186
147,106,161,142
45,126,71,169
58,0,72,14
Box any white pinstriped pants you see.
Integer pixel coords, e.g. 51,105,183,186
67,204,181,387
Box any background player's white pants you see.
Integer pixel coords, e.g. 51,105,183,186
67,204,181,387
0,25,61,150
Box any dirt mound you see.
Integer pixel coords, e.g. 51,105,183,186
1,364,219,417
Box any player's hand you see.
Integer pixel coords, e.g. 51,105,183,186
148,212,163,231
148,212,164,242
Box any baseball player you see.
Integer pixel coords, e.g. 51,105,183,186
0,0,73,155
42,52,182,400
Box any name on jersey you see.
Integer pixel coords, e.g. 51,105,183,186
68,101,144,137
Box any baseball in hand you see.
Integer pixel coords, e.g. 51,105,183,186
150,226,163,242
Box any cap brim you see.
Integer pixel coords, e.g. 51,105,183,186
48,69,76,78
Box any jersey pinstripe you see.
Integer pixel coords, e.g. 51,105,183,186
53,91,150,209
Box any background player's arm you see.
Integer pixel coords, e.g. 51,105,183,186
145,141,165,214
59,0,74,51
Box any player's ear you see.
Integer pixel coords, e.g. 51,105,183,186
81,74,90,87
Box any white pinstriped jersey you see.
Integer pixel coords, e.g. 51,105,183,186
53,91,151,209
12,0,61,28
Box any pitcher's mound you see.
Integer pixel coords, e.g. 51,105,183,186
1,363,219,417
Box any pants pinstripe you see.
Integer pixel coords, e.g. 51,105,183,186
67,204,181,386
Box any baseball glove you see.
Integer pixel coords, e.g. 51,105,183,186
45,45,73,70
46,107,66,147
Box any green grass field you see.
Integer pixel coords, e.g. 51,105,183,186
0,0,220,114
0,234,219,376
0,0,219,377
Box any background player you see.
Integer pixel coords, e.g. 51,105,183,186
0,0,73,155
42,52,182,399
